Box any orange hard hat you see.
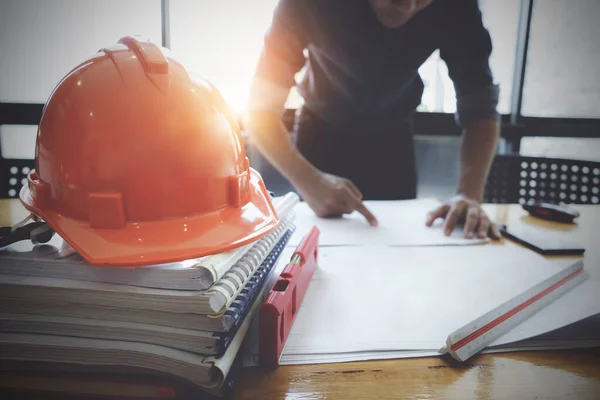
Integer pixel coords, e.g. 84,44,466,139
19,36,279,267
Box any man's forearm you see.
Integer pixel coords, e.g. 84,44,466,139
244,111,318,186
456,118,500,202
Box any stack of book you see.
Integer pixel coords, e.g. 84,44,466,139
0,192,300,398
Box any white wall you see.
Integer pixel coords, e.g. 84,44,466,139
0,0,161,159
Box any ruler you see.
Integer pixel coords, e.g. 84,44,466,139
439,259,587,362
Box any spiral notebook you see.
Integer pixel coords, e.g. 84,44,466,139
0,278,260,392
0,193,299,291
0,232,289,392
0,346,246,399
209,226,295,356
0,227,296,357
0,211,297,316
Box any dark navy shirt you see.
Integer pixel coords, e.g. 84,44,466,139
250,0,499,128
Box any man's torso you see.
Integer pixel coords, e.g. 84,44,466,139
295,0,450,124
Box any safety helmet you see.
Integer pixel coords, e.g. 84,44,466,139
19,36,279,267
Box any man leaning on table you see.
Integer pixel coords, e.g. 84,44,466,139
244,0,502,239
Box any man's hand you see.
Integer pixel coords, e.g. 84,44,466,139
296,172,378,227
243,111,377,226
425,195,500,239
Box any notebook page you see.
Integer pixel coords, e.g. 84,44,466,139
281,244,573,356
289,199,490,247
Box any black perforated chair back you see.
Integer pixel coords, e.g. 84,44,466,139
0,158,35,199
484,154,600,205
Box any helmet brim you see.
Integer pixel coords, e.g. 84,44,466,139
20,169,280,267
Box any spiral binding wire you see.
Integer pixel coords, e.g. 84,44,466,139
212,225,296,356
208,210,296,301
228,226,295,318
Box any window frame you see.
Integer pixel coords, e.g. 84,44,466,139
501,0,600,150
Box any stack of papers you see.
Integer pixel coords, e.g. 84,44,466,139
242,199,599,366
0,193,300,396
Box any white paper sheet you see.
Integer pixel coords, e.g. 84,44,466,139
240,242,599,367
289,198,490,247
279,339,600,365
275,244,581,364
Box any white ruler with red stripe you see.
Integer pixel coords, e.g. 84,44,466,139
438,259,587,362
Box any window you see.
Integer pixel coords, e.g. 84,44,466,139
521,0,600,118
0,125,37,159
418,0,520,115
169,1,520,116
170,0,279,114
418,51,455,113
0,0,161,103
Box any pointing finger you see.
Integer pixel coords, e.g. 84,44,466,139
345,180,363,200
350,196,378,227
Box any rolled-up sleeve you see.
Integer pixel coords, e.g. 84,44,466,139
438,0,500,127
247,0,308,115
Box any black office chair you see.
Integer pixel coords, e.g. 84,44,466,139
0,158,35,199
484,154,600,205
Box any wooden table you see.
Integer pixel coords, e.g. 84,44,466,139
1,200,599,399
